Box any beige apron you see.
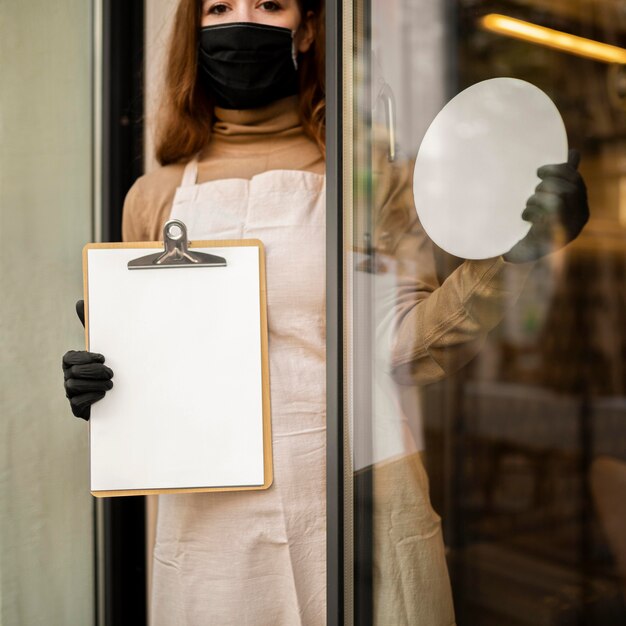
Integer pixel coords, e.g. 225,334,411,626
150,158,456,625
149,160,327,626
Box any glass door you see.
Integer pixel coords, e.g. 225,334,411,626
341,0,626,624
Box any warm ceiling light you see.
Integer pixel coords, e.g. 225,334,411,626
479,13,626,64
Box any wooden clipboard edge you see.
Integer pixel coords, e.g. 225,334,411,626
82,238,274,496
91,483,269,498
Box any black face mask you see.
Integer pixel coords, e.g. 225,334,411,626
198,22,300,110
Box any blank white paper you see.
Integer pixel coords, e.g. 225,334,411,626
87,246,265,492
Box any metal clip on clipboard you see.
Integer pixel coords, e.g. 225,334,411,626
128,220,227,270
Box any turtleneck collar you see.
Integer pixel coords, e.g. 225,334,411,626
212,95,301,138
191,92,324,180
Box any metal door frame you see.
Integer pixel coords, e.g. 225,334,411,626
93,2,147,625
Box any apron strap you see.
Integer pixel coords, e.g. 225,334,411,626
181,156,199,187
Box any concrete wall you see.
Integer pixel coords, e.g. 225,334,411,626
0,1,94,624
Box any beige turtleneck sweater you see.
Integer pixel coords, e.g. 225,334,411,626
122,95,324,243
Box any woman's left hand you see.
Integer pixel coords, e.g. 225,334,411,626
503,149,589,263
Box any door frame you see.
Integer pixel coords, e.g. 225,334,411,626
93,2,147,625
326,0,356,623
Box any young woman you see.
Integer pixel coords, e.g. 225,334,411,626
63,0,589,623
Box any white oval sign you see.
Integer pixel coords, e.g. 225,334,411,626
413,78,568,260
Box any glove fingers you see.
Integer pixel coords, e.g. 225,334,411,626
65,377,114,396
523,192,565,222
70,392,105,421
536,163,580,184
536,178,577,196
66,363,114,381
62,350,105,368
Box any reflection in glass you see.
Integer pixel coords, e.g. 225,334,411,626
348,0,626,624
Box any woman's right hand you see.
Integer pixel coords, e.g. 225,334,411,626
503,150,589,263
62,300,114,421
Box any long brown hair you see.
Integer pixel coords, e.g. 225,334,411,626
155,0,326,166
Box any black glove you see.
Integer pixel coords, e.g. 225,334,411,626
62,300,114,421
504,149,589,263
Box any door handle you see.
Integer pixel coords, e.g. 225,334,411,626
378,83,397,163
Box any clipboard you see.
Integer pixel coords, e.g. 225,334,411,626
83,220,273,497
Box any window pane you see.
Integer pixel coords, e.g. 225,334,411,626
346,1,626,623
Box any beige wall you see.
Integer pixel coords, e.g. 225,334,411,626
0,1,94,624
